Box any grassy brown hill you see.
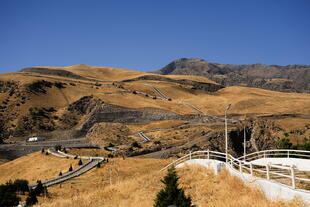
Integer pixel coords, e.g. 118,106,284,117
0,64,309,160
153,58,310,93
0,151,303,207
0,65,309,206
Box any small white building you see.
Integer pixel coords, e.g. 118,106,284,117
27,137,45,142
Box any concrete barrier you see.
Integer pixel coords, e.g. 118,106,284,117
176,157,310,206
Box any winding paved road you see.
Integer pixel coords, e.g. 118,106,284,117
30,149,104,188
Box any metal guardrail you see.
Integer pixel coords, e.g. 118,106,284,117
145,84,170,100
146,83,210,116
161,150,310,191
138,132,151,143
29,149,104,188
181,101,206,115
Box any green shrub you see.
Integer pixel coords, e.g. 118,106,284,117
78,159,83,166
276,138,292,149
131,141,142,148
300,138,310,151
54,145,62,151
0,182,20,207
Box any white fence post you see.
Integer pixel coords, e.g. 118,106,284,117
207,149,210,160
266,164,270,180
264,152,266,159
290,166,296,189
250,163,253,176
239,161,242,173
287,151,290,158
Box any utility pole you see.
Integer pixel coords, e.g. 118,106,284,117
225,104,232,162
109,165,112,185
244,121,246,161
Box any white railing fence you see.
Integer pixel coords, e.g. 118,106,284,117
161,150,310,191
238,149,310,161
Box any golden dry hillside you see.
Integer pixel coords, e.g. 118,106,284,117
0,64,309,161
0,151,80,184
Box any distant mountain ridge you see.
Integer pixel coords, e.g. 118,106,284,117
153,58,310,93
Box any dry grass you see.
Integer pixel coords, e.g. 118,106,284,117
34,157,172,206
86,122,136,147
33,161,303,207
95,91,190,115
143,124,211,146
0,149,304,207
0,152,80,184
168,86,310,116
126,120,187,132
271,118,310,144
86,120,191,149
274,118,310,131
65,148,108,159
166,74,219,84
37,65,218,84
178,165,304,207
63,65,148,81
122,79,310,117
1,66,309,120
122,81,158,96
203,86,310,116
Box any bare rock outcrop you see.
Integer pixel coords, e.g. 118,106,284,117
154,58,310,93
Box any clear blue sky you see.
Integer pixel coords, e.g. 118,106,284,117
0,0,309,73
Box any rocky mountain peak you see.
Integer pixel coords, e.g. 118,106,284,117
153,58,310,93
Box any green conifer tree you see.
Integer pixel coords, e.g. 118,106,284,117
26,190,38,206
34,181,44,196
154,166,194,207
13,179,29,194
